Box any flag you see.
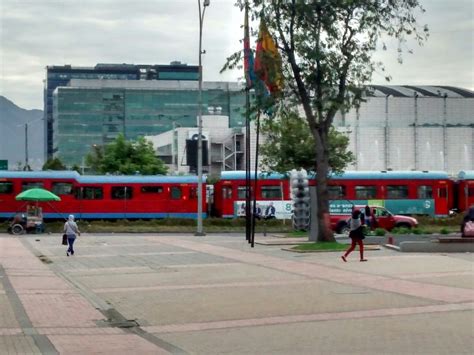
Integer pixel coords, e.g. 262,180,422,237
243,5,256,89
254,19,283,95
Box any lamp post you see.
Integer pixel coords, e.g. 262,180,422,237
17,118,43,171
196,0,209,236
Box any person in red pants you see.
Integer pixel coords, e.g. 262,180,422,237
341,209,367,262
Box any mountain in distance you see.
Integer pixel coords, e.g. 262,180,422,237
0,96,44,170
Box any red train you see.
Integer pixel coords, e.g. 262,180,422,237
0,170,472,220
0,171,205,219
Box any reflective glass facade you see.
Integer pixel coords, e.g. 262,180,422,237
53,82,246,166
44,63,199,159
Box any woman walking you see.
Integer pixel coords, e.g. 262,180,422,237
64,215,80,256
341,209,367,262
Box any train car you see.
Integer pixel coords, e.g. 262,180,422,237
213,170,454,218
327,171,454,217
457,171,474,212
213,171,291,219
0,171,206,220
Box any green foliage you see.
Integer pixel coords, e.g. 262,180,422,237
391,227,411,235
412,227,425,235
440,228,450,235
71,164,81,174
42,157,66,170
375,228,386,236
260,109,355,174
85,134,168,175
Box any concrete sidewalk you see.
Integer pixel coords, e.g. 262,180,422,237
0,233,473,354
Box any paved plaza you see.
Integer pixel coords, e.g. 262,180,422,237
0,232,473,354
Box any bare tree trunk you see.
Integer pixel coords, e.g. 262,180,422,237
314,128,336,242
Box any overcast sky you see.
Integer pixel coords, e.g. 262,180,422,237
0,0,472,110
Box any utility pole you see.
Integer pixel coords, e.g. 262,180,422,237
196,0,210,236
24,123,29,170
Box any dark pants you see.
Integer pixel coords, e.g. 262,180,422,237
67,236,76,254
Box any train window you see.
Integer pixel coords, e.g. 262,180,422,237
171,186,182,199
355,186,376,199
190,187,197,199
237,186,253,199
261,186,282,199
22,182,44,191
387,185,408,199
328,185,346,199
438,187,447,198
141,186,163,193
469,187,474,197
75,187,103,200
417,185,433,199
0,182,13,194
222,186,232,199
111,186,133,200
52,182,73,195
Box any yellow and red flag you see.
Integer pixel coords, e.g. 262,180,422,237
254,19,283,95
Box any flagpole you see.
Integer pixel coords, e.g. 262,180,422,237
251,110,261,247
244,1,251,243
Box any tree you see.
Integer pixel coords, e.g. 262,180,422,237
85,134,168,175
42,157,66,170
228,0,427,241
260,109,355,174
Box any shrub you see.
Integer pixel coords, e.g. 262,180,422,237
375,228,386,236
392,227,411,235
412,227,425,235
440,228,450,234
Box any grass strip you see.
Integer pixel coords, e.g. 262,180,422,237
291,242,347,252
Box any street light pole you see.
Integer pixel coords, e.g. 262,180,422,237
24,123,29,170
196,0,209,236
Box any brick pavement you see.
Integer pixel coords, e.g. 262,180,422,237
0,233,473,354
0,237,171,354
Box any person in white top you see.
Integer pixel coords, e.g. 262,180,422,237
63,215,80,256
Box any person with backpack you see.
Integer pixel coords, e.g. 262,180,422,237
63,214,81,256
341,209,367,262
461,206,474,238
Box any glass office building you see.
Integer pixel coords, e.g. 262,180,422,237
53,80,246,166
44,62,199,159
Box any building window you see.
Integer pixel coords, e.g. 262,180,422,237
171,186,182,199
22,182,44,191
111,186,133,200
0,182,13,194
141,186,163,194
387,185,409,199
355,186,377,199
75,187,103,200
328,185,346,199
222,186,232,199
261,186,282,199
417,185,433,199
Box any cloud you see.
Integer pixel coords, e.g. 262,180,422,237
0,0,472,110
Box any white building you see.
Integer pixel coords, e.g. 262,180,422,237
146,115,266,175
148,85,473,176
334,85,473,175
